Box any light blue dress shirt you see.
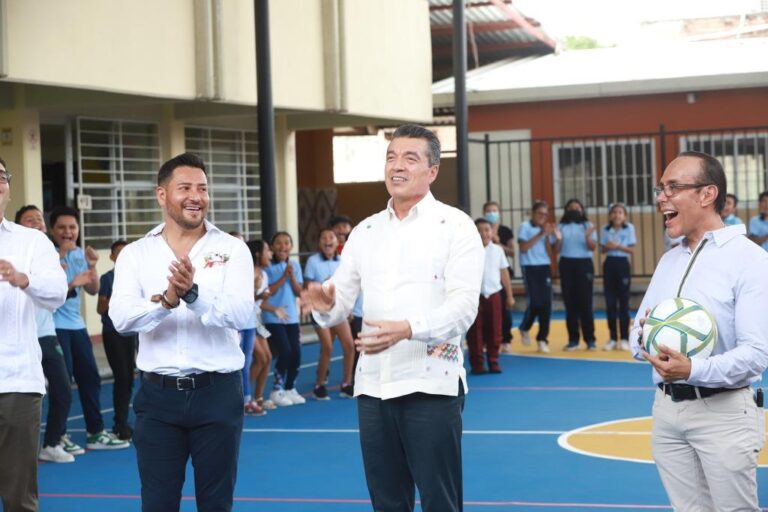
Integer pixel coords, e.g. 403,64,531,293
518,221,554,266
629,224,768,387
748,215,768,251
558,222,597,259
600,223,636,258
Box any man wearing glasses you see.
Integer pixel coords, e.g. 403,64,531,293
630,151,768,511
0,161,68,511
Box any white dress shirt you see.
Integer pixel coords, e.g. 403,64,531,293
629,224,768,387
480,242,509,298
110,220,254,376
0,219,67,394
314,192,484,399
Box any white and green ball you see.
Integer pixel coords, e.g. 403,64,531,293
642,297,717,359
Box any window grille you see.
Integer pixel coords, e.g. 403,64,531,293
184,126,261,239
552,138,655,208
76,118,161,249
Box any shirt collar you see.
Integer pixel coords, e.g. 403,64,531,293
148,219,219,238
386,191,437,220
681,223,746,251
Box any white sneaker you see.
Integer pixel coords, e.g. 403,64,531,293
603,339,617,351
60,434,85,455
269,389,293,407
619,339,631,351
86,430,130,450
39,444,75,463
520,329,532,346
286,388,306,405
500,343,514,354
537,341,550,353
260,399,277,410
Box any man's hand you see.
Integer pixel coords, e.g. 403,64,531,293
355,319,412,355
300,281,335,315
636,307,651,350
85,246,99,267
642,344,692,382
168,256,195,300
0,259,29,289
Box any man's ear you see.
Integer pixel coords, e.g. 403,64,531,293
701,185,718,209
428,165,439,185
156,185,166,208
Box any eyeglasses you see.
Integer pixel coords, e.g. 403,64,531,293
0,171,11,185
652,182,711,198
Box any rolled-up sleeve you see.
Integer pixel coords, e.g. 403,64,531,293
25,235,67,311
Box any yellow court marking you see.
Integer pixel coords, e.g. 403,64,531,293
558,415,768,467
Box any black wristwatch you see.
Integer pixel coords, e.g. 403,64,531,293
181,283,199,304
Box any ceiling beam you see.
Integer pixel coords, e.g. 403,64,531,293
432,40,541,58
488,0,557,49
432,19,523,37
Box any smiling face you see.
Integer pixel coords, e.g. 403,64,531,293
19,208,46,233
657,156,719,242
156,166,209,231
332,222,351,245
532,206,549,227
272,234,292,262
609,206,626,227
259,242,273,268
384,136,438,212
318,229,338,259
476,221,493,246
51,214,79,249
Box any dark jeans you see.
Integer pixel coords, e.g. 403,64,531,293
603,256,631,340
38,336,72,447
0,392,42,512
265,323,301,390
55,328,104,434
102,330,137,433
558,257,596,345
133,371,243,512
519,265,552,342
357,384,465,512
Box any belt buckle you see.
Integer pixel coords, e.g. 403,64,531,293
176,376,195,391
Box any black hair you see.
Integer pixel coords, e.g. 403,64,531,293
329,215,352,228
482,201,500,211
559,198,588,224
14,204,41,224
474,217,492,227
270,231,293,264
531,200,548,213
157,152,207,186
246,239,266,267
49,206,80,228
678,151,726,213
725,193,738,207
110,240,128,253
391,124,441,166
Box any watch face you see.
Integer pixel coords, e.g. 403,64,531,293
182,283,199,303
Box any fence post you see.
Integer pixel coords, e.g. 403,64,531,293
484,133,491,202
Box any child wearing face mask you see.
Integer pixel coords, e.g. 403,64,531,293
555,199,598,352
599,203,636,351
482,201,515,353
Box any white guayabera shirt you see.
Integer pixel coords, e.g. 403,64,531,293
110,220,254,376
314,192,484,399
629,224,768,388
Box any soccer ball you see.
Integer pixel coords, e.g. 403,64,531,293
642,297,717,358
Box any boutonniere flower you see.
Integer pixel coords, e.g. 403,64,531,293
203,252,230,268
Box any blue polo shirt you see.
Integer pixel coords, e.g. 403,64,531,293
53,247,88,330
518,221,554,266
262,259,303,324
748,215,768,251
304,253,340,283
558,222,597,259
723,214,743,226
600,223,636,258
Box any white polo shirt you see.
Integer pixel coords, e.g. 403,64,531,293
480,242,508,298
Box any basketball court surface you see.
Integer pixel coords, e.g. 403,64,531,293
36,317,768,511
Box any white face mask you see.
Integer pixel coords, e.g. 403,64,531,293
484,211,500,224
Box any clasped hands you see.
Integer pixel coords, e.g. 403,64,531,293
151,256,195,309
300,282,412,354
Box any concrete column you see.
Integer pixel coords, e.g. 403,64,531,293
0,85,42,219
274,114,298,244
160,104,186,161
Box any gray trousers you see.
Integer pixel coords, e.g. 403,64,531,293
652,387,764,512
0,393,42,512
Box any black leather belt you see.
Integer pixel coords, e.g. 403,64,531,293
143,371,219,391
658,383,746,402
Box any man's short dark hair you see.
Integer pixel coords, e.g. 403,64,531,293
679,151,726,213
391,124,441,167
157,152,207,186
726,193,738,206
329,215,352,228
49,206,80,228
474,217,491,227
110,240,128,253
14,204,41,224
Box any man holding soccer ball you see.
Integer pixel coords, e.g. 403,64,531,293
630,151,768,512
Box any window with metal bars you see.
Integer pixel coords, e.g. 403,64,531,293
76,117,162,249
184,126,261,239
552,138,655,208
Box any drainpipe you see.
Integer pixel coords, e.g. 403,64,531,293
454,0,470,213
255,0,277,240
